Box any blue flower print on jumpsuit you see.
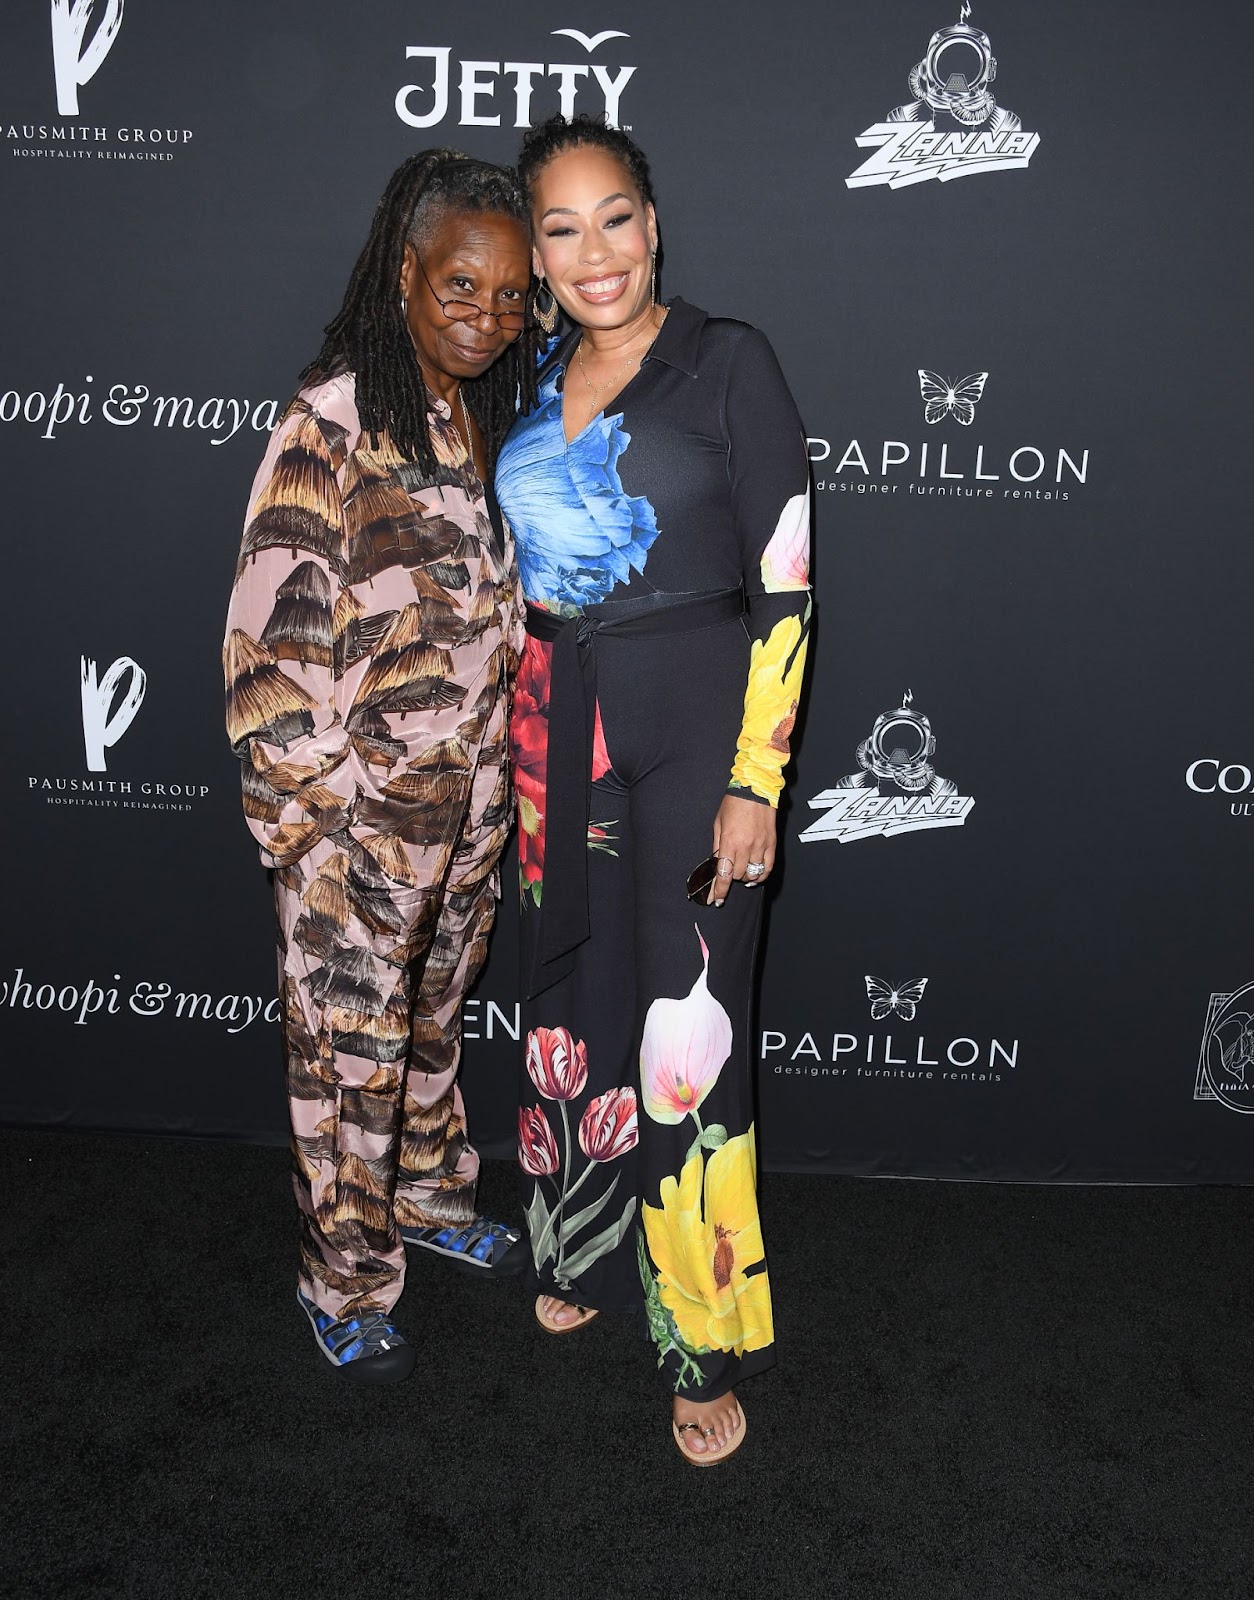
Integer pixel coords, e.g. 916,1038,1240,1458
496,368,660,614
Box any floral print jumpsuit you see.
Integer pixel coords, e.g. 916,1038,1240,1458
496,300,811,1398
224,373,521,1320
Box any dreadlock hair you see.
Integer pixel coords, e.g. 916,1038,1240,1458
517,114,655,211
300,150,539,474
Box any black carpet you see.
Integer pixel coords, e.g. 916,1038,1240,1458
6,1128,1254,1599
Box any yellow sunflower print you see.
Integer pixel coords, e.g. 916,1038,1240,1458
641,1126,774,1357
730,612,809,803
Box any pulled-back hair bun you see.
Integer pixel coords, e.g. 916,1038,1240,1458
518,114,656,211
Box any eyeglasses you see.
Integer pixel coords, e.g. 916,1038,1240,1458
415,254,530,334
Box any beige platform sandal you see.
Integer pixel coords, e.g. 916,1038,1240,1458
672,1401,747,1466
534,1294,599,1334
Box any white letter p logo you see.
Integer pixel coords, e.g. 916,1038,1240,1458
81,655,145,773
50,0,125,117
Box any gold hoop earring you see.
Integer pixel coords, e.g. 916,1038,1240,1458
533,277,559,336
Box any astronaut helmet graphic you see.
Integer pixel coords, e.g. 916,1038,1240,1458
887,3,1021,133
839,690,957,798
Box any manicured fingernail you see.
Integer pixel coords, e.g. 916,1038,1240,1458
714,898,725,907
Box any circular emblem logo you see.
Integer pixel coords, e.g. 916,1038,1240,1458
1200,981,1254,1114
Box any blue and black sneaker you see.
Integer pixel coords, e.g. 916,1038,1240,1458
297,1290,415,1384
399,1216,529,1278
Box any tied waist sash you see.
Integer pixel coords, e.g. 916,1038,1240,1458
524,586,745,998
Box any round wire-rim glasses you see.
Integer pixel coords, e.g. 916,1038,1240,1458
415,255,531,334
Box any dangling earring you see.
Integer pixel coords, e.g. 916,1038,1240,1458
533,275,559,336
650,254,657,308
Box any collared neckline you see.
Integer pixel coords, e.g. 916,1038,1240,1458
644,297,705,377
544,297,707,384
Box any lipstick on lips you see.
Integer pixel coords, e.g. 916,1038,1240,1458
573,271,629,305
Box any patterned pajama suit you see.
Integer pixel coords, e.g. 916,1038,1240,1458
224,373,521,1319
496,300,811,1399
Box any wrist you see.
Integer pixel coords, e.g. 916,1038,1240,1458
727,781,776,810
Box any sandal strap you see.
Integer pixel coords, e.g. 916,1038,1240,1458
403,1216,520,1264
536,1296,596,1328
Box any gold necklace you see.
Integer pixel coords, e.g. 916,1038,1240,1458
457,387,477,476
576,318,661,401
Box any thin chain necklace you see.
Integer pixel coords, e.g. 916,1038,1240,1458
576,312,664,402
409,337,478,476
456,387,477,478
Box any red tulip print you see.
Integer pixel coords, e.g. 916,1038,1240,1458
579,1087,639,1163
518,1105,560,1176
520,1031,639,1292
526,1025,589,1102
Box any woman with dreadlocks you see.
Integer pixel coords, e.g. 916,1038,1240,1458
223,151,538,1383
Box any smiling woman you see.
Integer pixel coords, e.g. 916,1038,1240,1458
222,151,539,1386
496,116,814,1467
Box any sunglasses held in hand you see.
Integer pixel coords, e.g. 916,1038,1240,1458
686,854,722,904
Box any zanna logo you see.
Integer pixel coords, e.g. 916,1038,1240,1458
801,691,974,843
847,4,1039,189
396,27,635,130
80,654,145,772
1195,982,1254,1114
51,0,124,116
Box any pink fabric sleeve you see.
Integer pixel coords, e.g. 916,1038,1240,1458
223,396,356,868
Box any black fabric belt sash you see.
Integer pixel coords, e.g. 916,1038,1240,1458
524,586,745,998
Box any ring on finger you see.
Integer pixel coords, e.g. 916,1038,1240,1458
745,861,766,879
716,856,734,878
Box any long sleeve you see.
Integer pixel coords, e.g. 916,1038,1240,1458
223,394,356,868
723,328,812,806
501,514,528,672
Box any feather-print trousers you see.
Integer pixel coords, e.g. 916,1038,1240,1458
274,688,509,1320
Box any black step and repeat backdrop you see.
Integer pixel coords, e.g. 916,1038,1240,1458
3,1,1251,1182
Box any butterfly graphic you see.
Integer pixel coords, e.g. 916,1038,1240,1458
865,976,929,1022
918,370,989,426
